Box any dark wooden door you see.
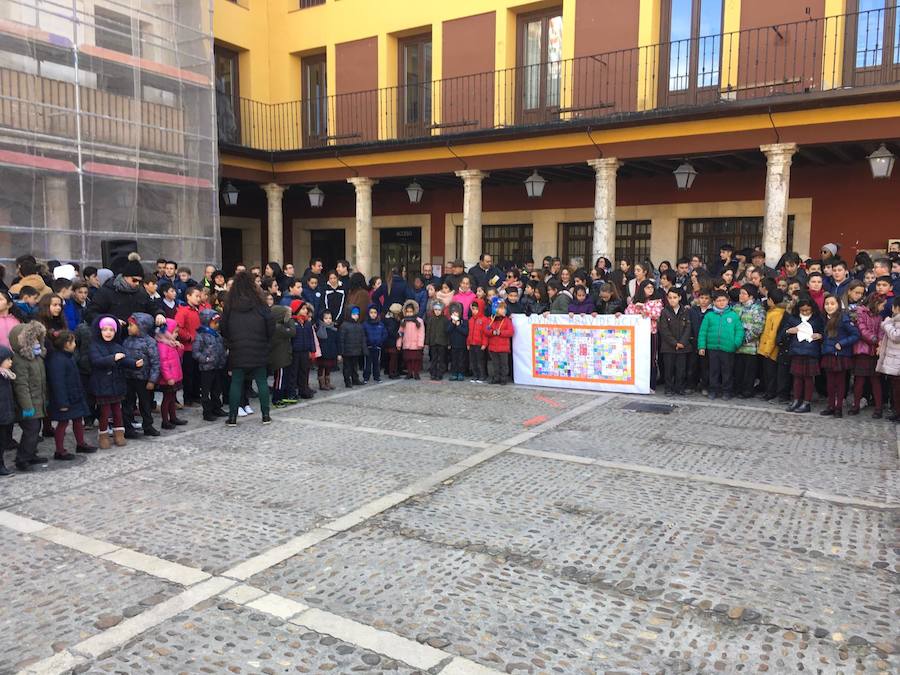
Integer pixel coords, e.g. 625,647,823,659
844,1,900,87
398,35,432,139
302,54,328,147
516,9,563,125
658,0,723,108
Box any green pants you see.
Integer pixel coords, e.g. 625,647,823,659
229,367,270,417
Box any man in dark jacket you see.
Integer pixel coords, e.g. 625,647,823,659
85,259,164,327
468,254,502,290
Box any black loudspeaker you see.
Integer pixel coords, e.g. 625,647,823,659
101,239,138,272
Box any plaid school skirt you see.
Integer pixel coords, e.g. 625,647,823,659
790,356,820,377
821,354,853,372
853,353,877,377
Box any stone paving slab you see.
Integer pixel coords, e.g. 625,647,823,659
0,530,180,673
9,430,474,574
526,428,900,505
85,599,424,674
248,526,896,674
363,453,897,642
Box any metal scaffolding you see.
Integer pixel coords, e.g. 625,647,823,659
0,0,218,271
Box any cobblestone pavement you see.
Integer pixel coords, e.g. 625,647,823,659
0,380,896,674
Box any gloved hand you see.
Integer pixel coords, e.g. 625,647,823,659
22,408,35,418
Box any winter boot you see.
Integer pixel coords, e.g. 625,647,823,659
113,428,127,447
98,431,112,450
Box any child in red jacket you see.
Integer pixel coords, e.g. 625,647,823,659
175,287,202,405
484,301,514,385
467,301,489,383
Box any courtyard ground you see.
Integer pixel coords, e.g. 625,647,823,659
0,381,897,674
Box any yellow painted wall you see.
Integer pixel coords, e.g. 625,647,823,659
213,0,272,102
217,0,580,105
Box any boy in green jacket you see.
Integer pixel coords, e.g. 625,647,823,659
697,290,745,400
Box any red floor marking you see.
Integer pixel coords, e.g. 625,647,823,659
523,415,549,427
535,395,562,408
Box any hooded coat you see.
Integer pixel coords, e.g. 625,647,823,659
123,312,161,382
0,345,15,426
9,321,48,419
156,318,184,384
397,300,425,350
339,314,366,356
88,316,139,398
876,315,900,376
269,305,296,371
192,309,227,371
221,296,274,370
362,305,388,348
85,275,162,325
9,273,51,300
46,348,91,421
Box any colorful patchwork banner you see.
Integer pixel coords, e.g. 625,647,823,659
511,314,652,393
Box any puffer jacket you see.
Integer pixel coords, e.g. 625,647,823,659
397,314,425,351
876,315,900,376
88,316,138,398
9,273,51,300
339,317,366,356
316,322,340,361
484,315,514,353
46,349,91,421
221,298,274,370
426,312,449,347
269,305,296,371
733,301,766,355
447,316,469,349
175,303,201,353
192,309,227,371
156,319,183,384
0,346,15,426
362,307,388,348
123,313,160,382
657,305,693,354
820,312,859,357
9,322,47,419
292,315,318,353
757,304,787,361
853,305,882,357
697,307,744,353
466,313,489,348
780,313,826,358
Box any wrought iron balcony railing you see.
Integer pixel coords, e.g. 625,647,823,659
217,7,900,154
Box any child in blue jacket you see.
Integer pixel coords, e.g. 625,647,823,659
362,304,388,383
819,293,859,417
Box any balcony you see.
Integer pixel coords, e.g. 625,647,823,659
219,8,900,155
0,67,186,156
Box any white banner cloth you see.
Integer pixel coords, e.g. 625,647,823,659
511,313,651,394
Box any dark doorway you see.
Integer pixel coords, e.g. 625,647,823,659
380,227,422,280
220,227,243,276
310,229,346,272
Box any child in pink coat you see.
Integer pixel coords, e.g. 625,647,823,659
397,299,425,379
156,319,185,429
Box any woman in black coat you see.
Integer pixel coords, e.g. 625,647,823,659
221,272,275,425
371,268,412,312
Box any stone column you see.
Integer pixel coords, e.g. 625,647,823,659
760,143,798,268
455,169,488,268
348,177,377,277
263,183,285,264
587,158,621,263
43,175,72,261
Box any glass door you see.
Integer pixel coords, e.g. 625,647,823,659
398,35,432,139
517,9,563,125
302,54,328,147
659,0,723,107
845,1,900,87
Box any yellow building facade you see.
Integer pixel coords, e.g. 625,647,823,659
213,0,898,278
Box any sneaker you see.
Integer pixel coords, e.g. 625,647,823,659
262,414,272,425
272,401,288,409
238,406,250,416
280,398,298,405
226,416,238,427
243,405,254,415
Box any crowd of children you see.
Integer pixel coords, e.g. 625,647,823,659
2,241,899,476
